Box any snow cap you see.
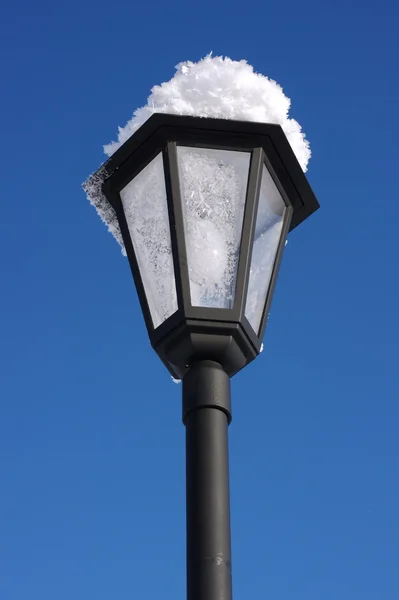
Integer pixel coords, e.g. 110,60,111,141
104,54,310,170
84,55,311,253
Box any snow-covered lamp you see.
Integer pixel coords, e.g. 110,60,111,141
85,114,318,379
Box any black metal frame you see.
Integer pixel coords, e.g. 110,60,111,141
100,114,319,378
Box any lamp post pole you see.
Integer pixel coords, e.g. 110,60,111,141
183,360,233,600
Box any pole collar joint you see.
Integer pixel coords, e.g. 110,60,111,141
182,360,232,424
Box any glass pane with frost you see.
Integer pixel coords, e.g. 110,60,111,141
177,147,250,308
245,164,286,334
120,153,178,328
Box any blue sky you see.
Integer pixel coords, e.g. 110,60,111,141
1,0,398,599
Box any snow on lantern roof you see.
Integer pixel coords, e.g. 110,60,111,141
83,55,311,253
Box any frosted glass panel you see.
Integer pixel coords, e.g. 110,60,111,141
245,164,286,333
177,147,250,308
120,153,178,328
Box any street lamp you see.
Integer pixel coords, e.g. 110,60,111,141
84,113,319,600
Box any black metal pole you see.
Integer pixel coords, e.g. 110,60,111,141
182,360,232,600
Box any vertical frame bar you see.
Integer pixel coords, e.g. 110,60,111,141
234,148,264,320
163,142,191,314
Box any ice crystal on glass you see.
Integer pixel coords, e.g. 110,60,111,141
245,165,286,333
120,154,178,327
177,147,250,308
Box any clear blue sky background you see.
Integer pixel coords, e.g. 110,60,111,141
1,1,398,598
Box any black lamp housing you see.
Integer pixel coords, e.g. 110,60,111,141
94,114,318,379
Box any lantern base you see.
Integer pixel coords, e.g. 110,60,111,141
153,318,259,379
